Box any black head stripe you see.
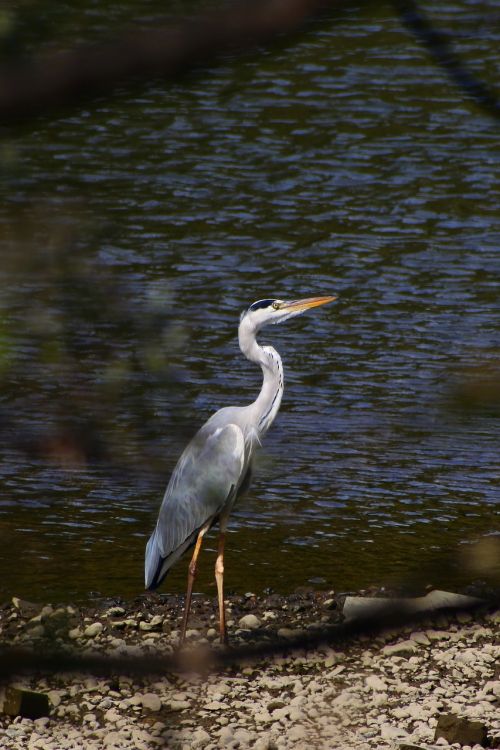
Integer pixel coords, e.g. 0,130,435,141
249,299,275,312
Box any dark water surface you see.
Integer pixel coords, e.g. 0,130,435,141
1,2,499,603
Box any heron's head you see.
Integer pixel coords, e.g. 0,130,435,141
240,296,337,333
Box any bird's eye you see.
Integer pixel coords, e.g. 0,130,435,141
272,302,280,310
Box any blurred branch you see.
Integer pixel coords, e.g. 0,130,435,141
0,0,499,125
0,592,497,682
393,0,500,119
0,0,338,124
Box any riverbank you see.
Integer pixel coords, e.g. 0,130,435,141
1,590,499,749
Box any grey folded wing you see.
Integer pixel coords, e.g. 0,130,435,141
145,422,246,589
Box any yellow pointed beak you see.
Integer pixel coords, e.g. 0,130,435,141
280,295,337,312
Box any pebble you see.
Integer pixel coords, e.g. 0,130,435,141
1,596,498,750
204,701,228,711
365,675,387,692
106,606,125,617
238,614,261,630
277,627,299,639
84,622,103,638
191,728,211,747
104,708,121,723
288,725,308,741
410,630,431,646
138,693,161,711
218,726,234,744
381,639,418,656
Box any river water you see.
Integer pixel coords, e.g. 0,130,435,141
0,1,499,604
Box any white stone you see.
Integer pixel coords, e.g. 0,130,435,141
382,640,418,657
288,725,308,741
103,731,123,748
47,690,62,707
234,728,253,745
106,606,125,617
169,699,190,711
271,707,290,720
104,708,121,723
192,728,211,747
254,711,272,723
380,723,406,740
218,726,234,745
288,708,305,722
482,680,500,697
84,622,103,638
410,630,431,646
204,700,228,711
365,675,387,691
277,627,299,639
141,693,161,711
426,629,451,641
262,610,277,621
254,735,273,750
33,717,49,729
238,614,261,630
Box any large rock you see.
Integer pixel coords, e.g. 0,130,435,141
434,713,489,746
2,687,50,719
343,589,482,621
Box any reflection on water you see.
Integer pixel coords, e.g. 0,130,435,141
0,2,499,602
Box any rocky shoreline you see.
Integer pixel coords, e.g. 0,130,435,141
1,589,499,750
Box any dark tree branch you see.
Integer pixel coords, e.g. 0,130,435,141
0,595,497,682
0,0,337,124
393,0,500,119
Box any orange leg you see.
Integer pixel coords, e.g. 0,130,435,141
179,527,207,646
215,531,228,645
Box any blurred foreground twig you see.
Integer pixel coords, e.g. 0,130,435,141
1,593,498,682
0,0,337,123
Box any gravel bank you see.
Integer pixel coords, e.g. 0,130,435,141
1,591,499,749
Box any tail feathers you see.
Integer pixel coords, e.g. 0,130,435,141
145,526,200,591
145,529,166,590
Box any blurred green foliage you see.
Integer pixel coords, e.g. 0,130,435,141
0,206,188,472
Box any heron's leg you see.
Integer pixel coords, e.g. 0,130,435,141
180,526,207,646
215,520,229,645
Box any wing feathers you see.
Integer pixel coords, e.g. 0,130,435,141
145,423,246,589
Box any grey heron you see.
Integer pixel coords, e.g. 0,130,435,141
145,295,336,645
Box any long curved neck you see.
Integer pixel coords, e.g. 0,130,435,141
239,319,284,435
